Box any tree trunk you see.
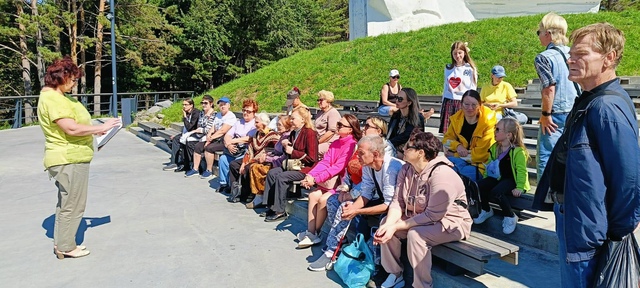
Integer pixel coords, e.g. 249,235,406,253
31,0,45,88
67,0,78,95
79,0,86,95
16,2,31,96
94,0,106,116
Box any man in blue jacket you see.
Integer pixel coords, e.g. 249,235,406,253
533,23,640,287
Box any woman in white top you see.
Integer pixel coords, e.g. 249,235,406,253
439,41,478,134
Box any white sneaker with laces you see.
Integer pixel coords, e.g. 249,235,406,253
381,273,405,288
298,233,322,248
502,214,519,235
473,209,494,224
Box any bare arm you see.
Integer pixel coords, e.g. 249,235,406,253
499,98,518,108
208,123,232,142
318,131,335,144
380,85,396,107
539,85,558,135
56,118,120,137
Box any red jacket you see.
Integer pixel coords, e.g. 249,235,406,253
289,127,318,174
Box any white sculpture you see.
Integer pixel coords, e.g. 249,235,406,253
349,0,600,39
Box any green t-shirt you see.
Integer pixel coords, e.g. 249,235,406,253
37,89,94,168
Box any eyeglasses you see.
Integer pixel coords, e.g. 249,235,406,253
462,103,478,109
391,76,400,79
201,102,210,105
397,97,405,103
316,98,324,102
363,123,376,130
242,109,254,114
404,144,419,151
337,122,352,129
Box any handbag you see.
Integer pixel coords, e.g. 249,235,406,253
485,147,511,179
227,179,242,202
334,233,375,288
591,233,640,288
283,158,302,171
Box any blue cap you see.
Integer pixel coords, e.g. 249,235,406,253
491,65,507,78
217,96,231,104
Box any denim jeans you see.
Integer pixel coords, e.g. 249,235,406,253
537,113,568,182
218,153,243,185
555,204,598,288
447,156,481,182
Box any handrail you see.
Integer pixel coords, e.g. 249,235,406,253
1,91,195,129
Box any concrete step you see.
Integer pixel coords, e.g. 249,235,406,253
170,122,184,131
127,126,171,154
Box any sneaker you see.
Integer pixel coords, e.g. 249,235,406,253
184,169,199,178
473,209,494,225
297,230,310,241
381,273,405,288
502,214,518,235
162,164,177,171
307,254,332,272
298,233,322,248
200,170,213,179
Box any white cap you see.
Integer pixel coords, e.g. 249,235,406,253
389,69,400,77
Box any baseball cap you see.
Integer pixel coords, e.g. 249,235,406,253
491,65,507,78
389,69,400,77
217,96,231,104
285,87,301,107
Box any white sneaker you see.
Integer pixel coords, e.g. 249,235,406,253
473,209,494,224
298,233,322,248
297,230,310,241
502,214,519,235
381,273,405,288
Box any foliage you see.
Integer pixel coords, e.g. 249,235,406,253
601,0,640,11
161,10,640,121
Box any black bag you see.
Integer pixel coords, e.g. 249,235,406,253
429,162,482,218
592,233,640,288
354,103,377,113
227,180,242,201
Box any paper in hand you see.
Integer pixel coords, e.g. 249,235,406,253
96,120,123,151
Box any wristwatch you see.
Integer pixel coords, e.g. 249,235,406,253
541,110,552,116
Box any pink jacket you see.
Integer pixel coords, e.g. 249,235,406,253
390,156,472,239
308,135,357,192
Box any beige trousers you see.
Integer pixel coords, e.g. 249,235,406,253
380,221,463,288
48,163,90,252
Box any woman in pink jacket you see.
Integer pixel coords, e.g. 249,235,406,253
298,114,362,248
374,131,472,288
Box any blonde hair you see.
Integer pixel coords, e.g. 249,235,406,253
277,115,292,131
570,22,625,69
539,12,569,46
500,118,529,159
292,106,314,130
367,116,389,137
318,90,335,103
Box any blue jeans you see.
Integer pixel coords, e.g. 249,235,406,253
537,113,568,182
378,105,391,116
218,153,243,185
447,156,481,181
555,204,598,288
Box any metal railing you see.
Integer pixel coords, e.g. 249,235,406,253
0,91,195,129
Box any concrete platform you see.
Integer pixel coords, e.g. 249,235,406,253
0,125,561,287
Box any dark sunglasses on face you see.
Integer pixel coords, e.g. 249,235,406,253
317,98,324,102
337,122,351,129
405,144,419,151
391,76,400,79
364,123,375,130
242,109,254,113
397,97,405,103
201,102,210,105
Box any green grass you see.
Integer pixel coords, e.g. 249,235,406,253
162,11,640,125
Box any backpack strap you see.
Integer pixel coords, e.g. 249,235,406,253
550,46,582,96
428,161,469,209
367,167,385,207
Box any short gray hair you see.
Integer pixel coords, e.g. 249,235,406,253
255,113,270,125
358,135,386,155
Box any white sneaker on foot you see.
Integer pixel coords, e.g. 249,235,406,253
297,230,310,241
502,214,519,234
473,209,494,224
381,273,405,288
298,233,322,248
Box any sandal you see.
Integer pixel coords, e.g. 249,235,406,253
54,247,90,260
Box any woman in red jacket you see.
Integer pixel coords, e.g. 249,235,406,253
262,106,319,222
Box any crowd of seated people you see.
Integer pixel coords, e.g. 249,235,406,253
162,83,529,287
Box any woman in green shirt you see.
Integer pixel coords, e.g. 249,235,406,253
38,56,120,259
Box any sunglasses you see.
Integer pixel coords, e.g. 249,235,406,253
537,30,545,36
242,109,254,113
201,102,210,105
363,123,376,130
316,98,324,102
391,76,400,79
405,144,419,151
397,97,405,103
337,122,352,129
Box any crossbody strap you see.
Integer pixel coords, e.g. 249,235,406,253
550,46,582,96
371,167,384,201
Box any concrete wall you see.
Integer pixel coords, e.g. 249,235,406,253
349,0,601,39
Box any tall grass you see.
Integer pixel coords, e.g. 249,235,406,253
163,11,640,124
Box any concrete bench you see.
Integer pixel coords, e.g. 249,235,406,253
139,121,165,136
432,231,519,275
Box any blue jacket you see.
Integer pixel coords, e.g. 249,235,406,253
533,78,640,261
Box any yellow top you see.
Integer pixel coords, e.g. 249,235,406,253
480,81,517,116
37,89,94,168
442,105,496,173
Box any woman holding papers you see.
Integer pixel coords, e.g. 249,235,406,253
37,56,120,259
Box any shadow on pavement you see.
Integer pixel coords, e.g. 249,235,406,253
42,214,111,245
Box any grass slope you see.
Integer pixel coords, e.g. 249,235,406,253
163,11,640,123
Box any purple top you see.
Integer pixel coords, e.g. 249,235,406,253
226,118,256,138
265,131,291,168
